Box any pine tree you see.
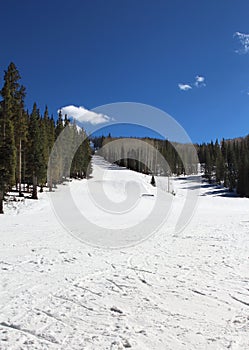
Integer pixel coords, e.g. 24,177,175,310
215,146,225,185
0,63,27,195
38,116,49,191
27,103,43,199
204,148,212,183
237,143,249,197
151,175,156,187
0,104,16,213
55,110,64,139
70,125,92,179
45,113,56,191
226,142,237,191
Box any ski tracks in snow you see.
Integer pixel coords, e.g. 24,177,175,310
1,159,249,349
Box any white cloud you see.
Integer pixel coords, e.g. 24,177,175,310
59,105,111,125
195,75,206,88
234,32,249,54
178,83,192,91
178,75,206,91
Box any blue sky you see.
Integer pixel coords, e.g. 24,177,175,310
1,0,249,143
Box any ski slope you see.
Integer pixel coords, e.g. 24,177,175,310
0,156,249,349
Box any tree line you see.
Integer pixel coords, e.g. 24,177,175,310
0,62,92,213
92,135,198,176
197,137,249,197
92,134,249,197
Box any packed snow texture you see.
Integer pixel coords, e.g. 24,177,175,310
0,156,249,349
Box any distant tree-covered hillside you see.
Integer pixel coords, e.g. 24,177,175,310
92,135,198,176
92,134,249,197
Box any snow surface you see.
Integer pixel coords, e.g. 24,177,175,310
1,156,249,349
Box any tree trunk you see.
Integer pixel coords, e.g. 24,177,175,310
49,175,53,192
32,175,38,200
18,139,23,197
0,191,4,214
48,161,53,192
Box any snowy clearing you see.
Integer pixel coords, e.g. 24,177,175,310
1,156,249,349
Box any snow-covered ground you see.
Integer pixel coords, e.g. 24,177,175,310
1,156,249,349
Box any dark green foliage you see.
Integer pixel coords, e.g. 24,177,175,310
215,148,225,185
94,136,192,176
55,110,64,138
0,62,92,210
204,145,213,183
70,123,92,179
197,137,249,197
0,63,27,195
236,142,249,197
94,134,249,198
26,103,43,199
0,109,16,212
0,63,22,211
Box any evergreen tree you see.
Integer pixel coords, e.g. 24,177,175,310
237,144,249,197
55,110,64,138
70,124,92,179
150,175,156,187
215,147,225,185
204,147,212,183
0,63,27,195
44,108,55,191
38,115,49,191
27,103,43,199
226,142,237,191
0,104,16,213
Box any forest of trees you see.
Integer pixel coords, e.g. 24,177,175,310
92,134,249,197
92,135,198,176
197,137,249,197
0,62,249,216
0,62,92,213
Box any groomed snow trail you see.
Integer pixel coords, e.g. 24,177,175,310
0,156,249,349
